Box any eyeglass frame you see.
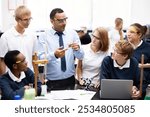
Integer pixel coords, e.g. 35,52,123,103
91,34,101,40
19,17,32,22
16,57,26,64
127,30,138,35
54,17,68,23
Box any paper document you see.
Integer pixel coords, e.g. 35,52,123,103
35,90,96,100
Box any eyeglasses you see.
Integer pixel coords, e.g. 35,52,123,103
127,30,138,35
16,58,26,64
20,17,32,22
54,17,68,23
91,34,101,40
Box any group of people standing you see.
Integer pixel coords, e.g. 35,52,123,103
0,6,83,99
0,5,149,100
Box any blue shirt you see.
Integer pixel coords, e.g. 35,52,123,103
37,28,84,80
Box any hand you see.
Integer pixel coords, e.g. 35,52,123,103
79,79,85,85
132,86,141,100
69,43,80,51
24,85,31,90
94,81,100,88
54,47,67,58
39,75,45,84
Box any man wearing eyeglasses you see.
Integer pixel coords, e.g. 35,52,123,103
37,8,84,91
0,5,37,75
0,50,42,100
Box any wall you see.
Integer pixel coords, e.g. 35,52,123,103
130,0,150,25
92,0,131,29
1,0,27,32
27,0,92,31
1,0,15,32
0,0,2,31
0,0,150,32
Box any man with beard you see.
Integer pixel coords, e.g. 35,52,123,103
37,8,84,91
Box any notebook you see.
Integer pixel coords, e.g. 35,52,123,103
100,79,133,100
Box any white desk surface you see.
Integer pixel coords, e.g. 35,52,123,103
35,90,96,100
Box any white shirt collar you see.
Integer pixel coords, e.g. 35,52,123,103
51,27,66,35
8,70,26,82
12,27,28,36
113,59,130,69
134,40,143,49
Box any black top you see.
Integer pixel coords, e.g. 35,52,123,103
80,33,91,45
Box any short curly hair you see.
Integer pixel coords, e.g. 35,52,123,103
4,50,20,70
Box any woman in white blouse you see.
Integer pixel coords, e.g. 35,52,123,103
76,27,109,91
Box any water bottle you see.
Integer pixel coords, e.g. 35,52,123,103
41,85,47,96
144,84,150,100
24,84,35,100
24,88,35,100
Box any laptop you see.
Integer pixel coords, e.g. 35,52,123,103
100,79,133,100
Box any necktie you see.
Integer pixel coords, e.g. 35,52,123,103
56,32,66,72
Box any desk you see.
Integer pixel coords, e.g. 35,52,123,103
35,90,96,100
91,91,100,100
75,84,100,100
35,84,99,100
